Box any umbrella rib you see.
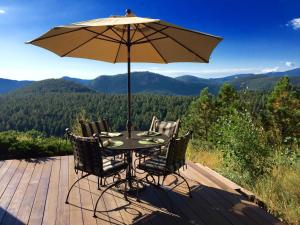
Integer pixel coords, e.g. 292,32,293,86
27,27,84,43
131,27,168,45
96,37,123,44
110,26,127,43
60,27,110,57
130,24,138,42
135,25,167,63
84,27,126,44
144,24,209,63
114,26,126,63
132,36,168,45
153,22,223,40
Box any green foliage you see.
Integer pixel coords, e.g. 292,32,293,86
216,83,238,115
12,78,94,94
266,77,300,143
210,111,272,184
0,130,72,159
182,88,215,141
0,93,193,136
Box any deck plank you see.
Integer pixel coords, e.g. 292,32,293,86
187,162,283,225
0,160,13,183
0,157,283,225
55,156,70,225
163,173,229,225
28,159,53,225
76,173,98,225
68,156,84,225
0,160,20,198
98,179,125,225
86,175,111,225
181,166,255,225
0,161,27,223
0,160,35,225
14,162,44,225
0,161,5,169
42,157,61,225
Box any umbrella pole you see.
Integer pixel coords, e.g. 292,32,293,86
127,24,132,138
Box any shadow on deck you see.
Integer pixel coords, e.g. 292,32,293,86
0,156,284,225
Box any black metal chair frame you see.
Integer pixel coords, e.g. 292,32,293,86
64,129,131,218
133,116,180,176
138,131,192,198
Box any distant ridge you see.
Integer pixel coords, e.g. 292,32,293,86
1,68,299,95
11,78,94,94
0,78,33,94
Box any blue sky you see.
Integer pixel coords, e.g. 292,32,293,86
0,0,300,80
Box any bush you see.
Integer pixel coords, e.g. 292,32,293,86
0,130,72,159
210,111,272,184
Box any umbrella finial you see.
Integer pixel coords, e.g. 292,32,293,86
125,9,132,16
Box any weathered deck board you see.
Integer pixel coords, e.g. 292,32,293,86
42,157,60,225
0,156,283,225
68,156,84,225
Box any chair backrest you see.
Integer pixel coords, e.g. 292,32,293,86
79,119,110,137
66,130,104,176
149,116,180,138
165,131,192,171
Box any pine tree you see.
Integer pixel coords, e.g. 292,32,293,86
267,77,300,142
216,83,238,116
183,88,215,140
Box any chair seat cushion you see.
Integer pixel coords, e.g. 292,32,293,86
102,158,128,176
137,157,169,175
138,145,168,157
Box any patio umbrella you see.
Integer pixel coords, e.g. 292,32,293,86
27,9,223,138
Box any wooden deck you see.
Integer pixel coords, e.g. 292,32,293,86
0,156,284,225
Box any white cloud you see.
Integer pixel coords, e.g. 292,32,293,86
0,9,5,14
133,67,258,77
287,18,300,30
261,67,279,73
285,61,295,67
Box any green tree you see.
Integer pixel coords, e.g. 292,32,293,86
267,77,300,142
216,83,238,116
182,88,215,140
210,111,272,183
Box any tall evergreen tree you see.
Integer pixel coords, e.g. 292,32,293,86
182,88,215,140
217,83,238,116
267,77,300,142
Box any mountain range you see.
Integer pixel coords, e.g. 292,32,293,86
1,68,300,95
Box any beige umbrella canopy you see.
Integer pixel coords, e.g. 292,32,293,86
27,9,223,137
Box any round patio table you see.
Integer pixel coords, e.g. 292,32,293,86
102,131,169,193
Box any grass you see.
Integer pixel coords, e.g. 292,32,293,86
186,144,222,169
188,146,300,225
253,162,300,224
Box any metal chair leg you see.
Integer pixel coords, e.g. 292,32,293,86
98,177,101,190
93,179,127,218
65,173,90,204
162,175,166,186
174,172,192,198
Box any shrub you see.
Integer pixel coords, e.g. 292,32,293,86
0,130,72,159
210,110,272,184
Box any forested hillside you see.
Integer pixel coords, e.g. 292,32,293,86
0,92,193,136
12,78,94,94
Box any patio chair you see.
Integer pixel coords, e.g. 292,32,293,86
137,131,192,197
149,116,180,138
79,119,124,157
136,116,180,161
65,129,129,217
79,119,110,137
